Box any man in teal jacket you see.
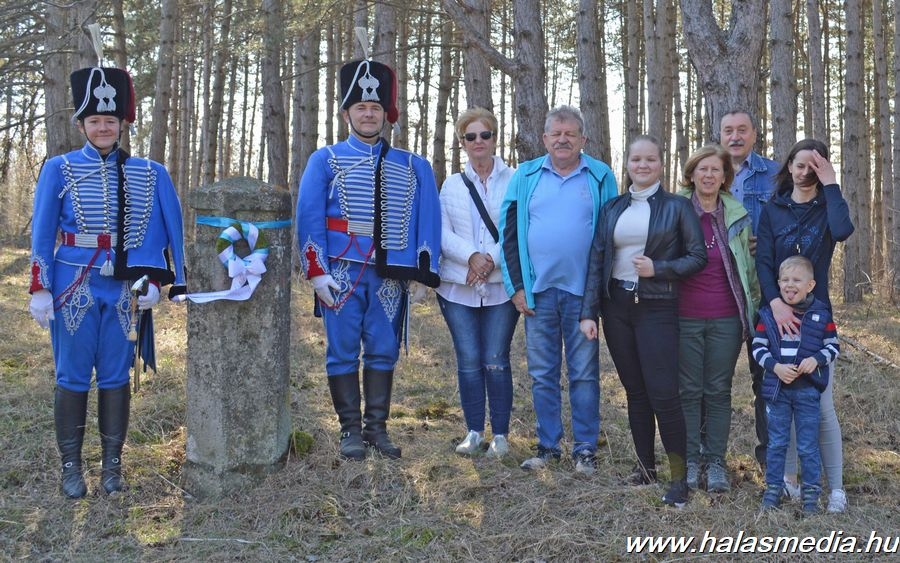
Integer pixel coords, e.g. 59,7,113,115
499,105,618,474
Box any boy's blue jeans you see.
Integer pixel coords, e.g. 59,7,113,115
765,384,822,492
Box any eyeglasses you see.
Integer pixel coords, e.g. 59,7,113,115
463,131,494,142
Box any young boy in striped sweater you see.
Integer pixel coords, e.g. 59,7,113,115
752,255,840,514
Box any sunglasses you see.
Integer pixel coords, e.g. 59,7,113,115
463,131,494,142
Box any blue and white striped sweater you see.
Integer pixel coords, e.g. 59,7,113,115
752,297,839,400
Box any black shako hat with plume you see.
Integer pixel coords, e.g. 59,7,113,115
339,59,399,124
70,66,136,122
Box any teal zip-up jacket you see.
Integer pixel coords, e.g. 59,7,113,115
499,154,618,308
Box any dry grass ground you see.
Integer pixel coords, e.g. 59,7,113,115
1,238,899,562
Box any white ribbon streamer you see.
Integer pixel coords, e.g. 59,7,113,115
174,222,269,303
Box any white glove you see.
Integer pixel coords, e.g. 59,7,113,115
312,274,339,307
137,283,160,310
29,289,55,329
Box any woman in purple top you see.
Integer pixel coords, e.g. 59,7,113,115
676,145,759,493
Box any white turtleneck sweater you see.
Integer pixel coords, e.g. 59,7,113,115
612,182,661,282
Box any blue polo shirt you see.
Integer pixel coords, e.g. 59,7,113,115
526,157,593,297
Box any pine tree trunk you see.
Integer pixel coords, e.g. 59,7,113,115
623,0,642,146
202,0,232,185
261,0,288,188
325,23,337,146
110,0,132,152
806,0,827,141
769,0,797,161
892,0,900,301
177,41,195,202
293,29,320,193
192,2,212,190
462,0,493,111
442,0,548,161
643,0,675,165
577,0,610,163
150,0,178,163
396,15,410,150
432,21,453,187
680,0,767,142
43,1,98,156
842,0,869,303
872,0,891,280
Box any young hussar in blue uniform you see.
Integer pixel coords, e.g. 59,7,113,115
296,59,441,460
29,66,186,498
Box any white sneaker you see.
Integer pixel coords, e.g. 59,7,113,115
487,435,508,458
783,478,801,501
574,451,597,475
827,489,848,513
455,430,483,455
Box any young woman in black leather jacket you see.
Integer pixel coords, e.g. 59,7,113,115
579,135,706,507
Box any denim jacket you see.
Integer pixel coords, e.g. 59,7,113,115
738,151,779,234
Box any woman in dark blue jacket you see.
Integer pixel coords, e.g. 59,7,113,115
755,138,853,513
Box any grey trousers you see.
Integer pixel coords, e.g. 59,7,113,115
678,316,743,463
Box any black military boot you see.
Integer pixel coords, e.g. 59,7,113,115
98,384,130,495
54,386,89,499
361,368,401,459
327,372,366,460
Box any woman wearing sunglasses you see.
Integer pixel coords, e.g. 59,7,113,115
436,107,520,458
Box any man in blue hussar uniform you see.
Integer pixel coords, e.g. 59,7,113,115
297,59,441,460
29,66,187,498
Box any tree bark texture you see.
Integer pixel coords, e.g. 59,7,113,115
642,0,674,149
769,0,796,162
442,0,546,161
680,0,768,143
261,0,289,188
461,0,493,111
892,0,900,300
202,0,232,186
110,0,131,152
433,21,453,188
806,0,827,142
623,0,643,147
43,0,98,156
293,28,320,194
150,0,178,163
577,0,610,163
841,0,868,303
872,0,890,277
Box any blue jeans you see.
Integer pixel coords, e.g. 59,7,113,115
524,288,600,455
765,385,821,491
437,295,519,435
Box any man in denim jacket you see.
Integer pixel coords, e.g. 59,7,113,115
718,110,778,470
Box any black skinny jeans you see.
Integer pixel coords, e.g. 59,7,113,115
602,286,687,480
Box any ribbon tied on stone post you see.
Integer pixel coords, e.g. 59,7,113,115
175,221,269,303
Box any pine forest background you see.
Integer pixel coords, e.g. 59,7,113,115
3,2,900,560
1,0,899,303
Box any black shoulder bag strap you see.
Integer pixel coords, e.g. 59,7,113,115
458,173,499,243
